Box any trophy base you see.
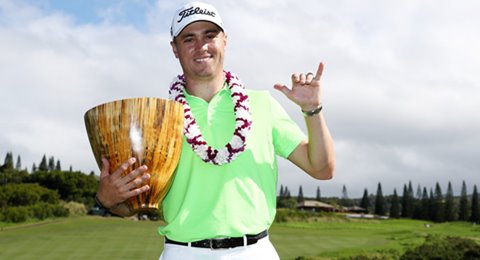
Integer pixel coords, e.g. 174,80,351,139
128,203,161,215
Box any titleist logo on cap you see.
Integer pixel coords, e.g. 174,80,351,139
177,6,216,23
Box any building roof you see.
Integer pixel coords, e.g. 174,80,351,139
297,200,334,209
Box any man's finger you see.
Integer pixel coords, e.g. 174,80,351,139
273,84,293,99
112,157,136,178
100,157,110,179
127,173,151,191
126,185,150,198
314,62,324,80
121,165,148,185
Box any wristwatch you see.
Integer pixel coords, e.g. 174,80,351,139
302,105,323,117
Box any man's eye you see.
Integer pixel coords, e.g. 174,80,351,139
207,33,217,39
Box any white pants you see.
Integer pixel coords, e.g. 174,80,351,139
159,236,280,260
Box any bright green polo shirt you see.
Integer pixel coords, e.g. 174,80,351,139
158,86,306,242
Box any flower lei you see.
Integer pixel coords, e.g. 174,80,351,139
168,71,252,165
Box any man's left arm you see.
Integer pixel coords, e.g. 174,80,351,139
274,62,335,180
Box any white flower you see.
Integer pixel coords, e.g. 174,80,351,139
216,148,230,164
194,145,208,159
230,135,243,149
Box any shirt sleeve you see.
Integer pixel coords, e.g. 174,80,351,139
269,94,306,158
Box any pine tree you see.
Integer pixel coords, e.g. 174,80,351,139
432,182,444,222
32,163,37,172
279,185,284,198
390,189,401,218
48,156,55,171
285,186,291,199
416,184,422,199
408,181,414,199
3,152,14,169
15,155,22,170
428,188,435,221
39,155,48,171
55,160,61,171
444,181,456,221
340,185,352,207
360,188,370,213
316,186,321,201
401,184,414,218
470,185,479,223
459,180,470,221
419,187,430,220
408,181,417,217
374,183,386,216
297,185,304,203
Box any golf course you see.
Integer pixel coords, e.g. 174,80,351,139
1,215,479,259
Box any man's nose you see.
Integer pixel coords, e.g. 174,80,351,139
194,39,208,51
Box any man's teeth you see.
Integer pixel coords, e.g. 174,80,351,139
195,57,210,62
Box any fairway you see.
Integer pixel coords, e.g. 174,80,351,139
1,216,479,259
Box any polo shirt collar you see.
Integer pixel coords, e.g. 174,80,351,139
183,82,230,104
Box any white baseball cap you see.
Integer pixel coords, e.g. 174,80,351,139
170,2,224,40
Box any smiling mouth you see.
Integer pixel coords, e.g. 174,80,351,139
194,56,212,63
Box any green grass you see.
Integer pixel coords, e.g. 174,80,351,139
270,219,480,259
0,216,163,260
1,216,479,260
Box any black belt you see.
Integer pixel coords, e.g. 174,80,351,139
165,230,268,249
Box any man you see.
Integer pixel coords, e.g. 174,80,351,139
95,2,335,259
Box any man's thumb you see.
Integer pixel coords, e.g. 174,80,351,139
273,84,291,98
100,157,110,179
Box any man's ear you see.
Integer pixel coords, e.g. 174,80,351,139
170,41,179,59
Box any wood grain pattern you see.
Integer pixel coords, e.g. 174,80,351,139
84,98,184,214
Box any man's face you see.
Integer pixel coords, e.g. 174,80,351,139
171,21,227,81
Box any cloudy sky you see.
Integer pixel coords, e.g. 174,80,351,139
1,0,479,198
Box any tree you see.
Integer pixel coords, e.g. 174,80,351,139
432,182,444,222
15,155,22,170
416,184,422,199
316,186,321,201
444,181,456,221
428,188,435,221
459,180,470,221
55,160,61,171
31,163,37,173
284,186,291,199
471,185,479,223
408,181,414,199
279,185,284,198
390,189,400,218
2,152,14,170
419,187,430,220
38,155,48,171
28,170,98,205
48,156,55,171
401,184,414,218
340,185,352,207
374,182,386,216
297,185,304,203
360,188,370,213
408,181,417,216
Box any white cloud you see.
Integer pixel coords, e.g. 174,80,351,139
1,0,479,197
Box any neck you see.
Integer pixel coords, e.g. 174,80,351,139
184,72,225,102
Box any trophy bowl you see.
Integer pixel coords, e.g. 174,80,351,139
84,97,184,214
